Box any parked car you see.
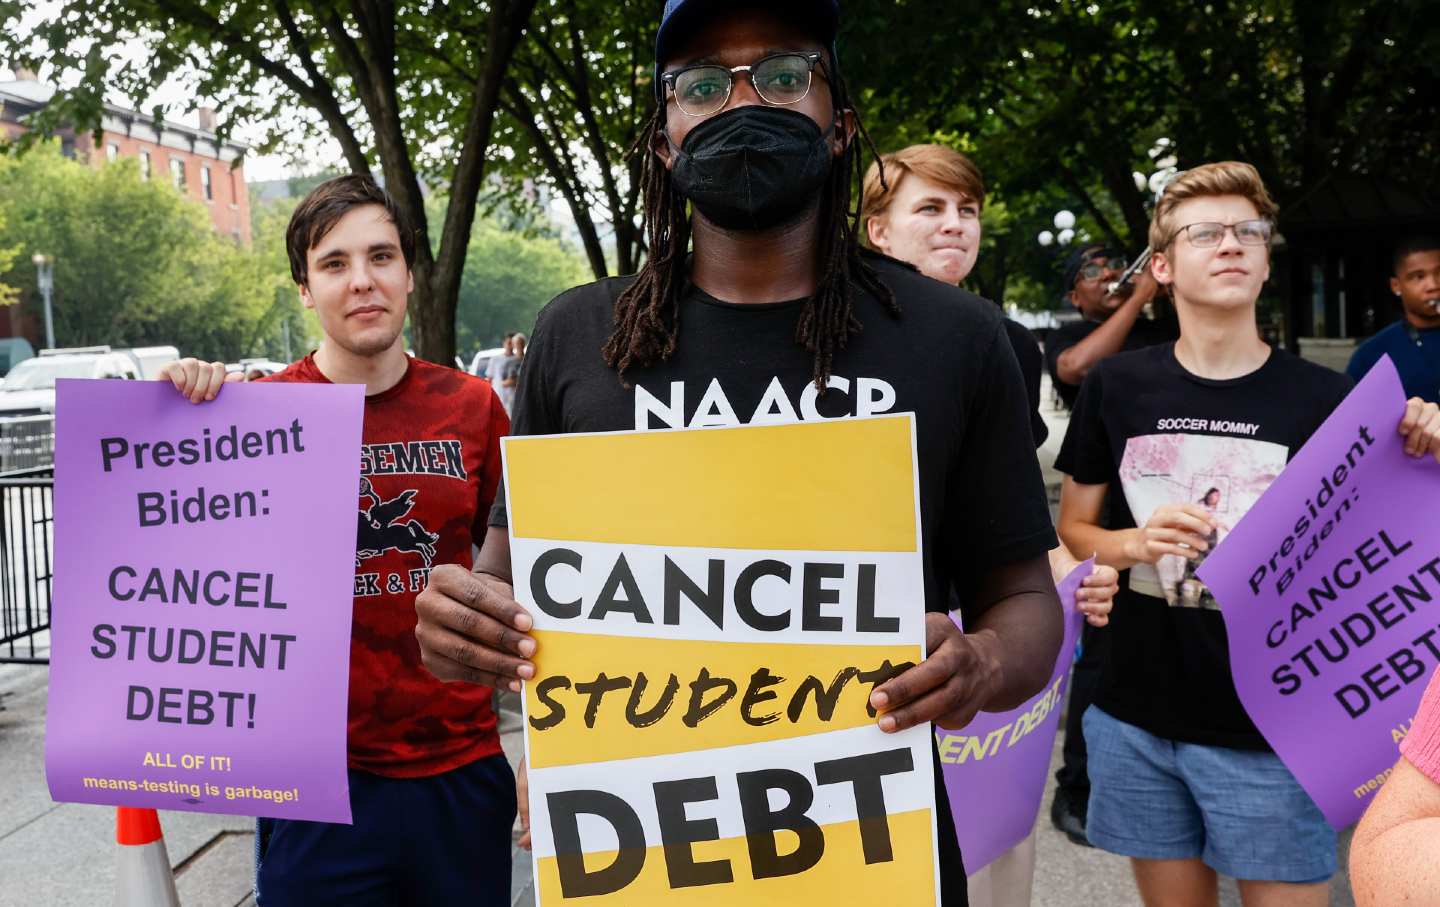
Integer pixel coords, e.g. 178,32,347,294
465,347,507,379
125,345,180,379
0,338,36,377
226,358,288,380
0,346,142,416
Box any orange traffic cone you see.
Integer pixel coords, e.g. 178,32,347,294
114,807,181,906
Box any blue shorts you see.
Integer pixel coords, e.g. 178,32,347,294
255,753,516,905
1083,707,1335,883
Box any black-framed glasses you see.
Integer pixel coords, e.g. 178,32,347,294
661,52,825,118
1170,219,1273,248
1079,257,1127,281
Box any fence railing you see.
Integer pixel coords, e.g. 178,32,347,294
1,467,53,663
0,415,56,473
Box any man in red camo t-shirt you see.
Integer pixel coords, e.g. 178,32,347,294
159,174,514,905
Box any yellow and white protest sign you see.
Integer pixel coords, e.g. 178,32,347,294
504,415,940,905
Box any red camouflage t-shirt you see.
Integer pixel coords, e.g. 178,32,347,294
265,354,508,777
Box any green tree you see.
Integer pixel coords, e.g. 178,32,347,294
1,0,539,365
0,206,17,307
846,0,1440,305
247,196,321,361
450,216,591,355
0,142,293,359
490,0,658,279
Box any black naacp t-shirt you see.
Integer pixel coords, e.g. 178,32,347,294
1045,315,1179,409
492,251,1057,902
1056,343,1352,749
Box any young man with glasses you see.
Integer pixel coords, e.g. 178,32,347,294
1055,162,1440,906
1046,243,1174,410
413,2,1065,903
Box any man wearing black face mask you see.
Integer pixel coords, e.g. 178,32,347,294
412,2,1063,903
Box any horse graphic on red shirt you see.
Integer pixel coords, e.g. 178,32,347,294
357,477,439,567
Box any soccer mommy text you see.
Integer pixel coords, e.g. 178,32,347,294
1199,357,1440,826
505,416,942,905
45,380,361,822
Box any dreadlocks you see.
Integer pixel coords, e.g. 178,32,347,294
600,59,899,390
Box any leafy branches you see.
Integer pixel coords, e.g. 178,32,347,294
2,0,541,364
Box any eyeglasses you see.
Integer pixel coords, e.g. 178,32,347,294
661,52,825,118
1079,257,1127,281
1169,219,1273,248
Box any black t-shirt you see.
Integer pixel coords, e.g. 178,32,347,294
1003,318,1048,447
1055,343,1352,749
493,252,1057,901
1046,315,1179,409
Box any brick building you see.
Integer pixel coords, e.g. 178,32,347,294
0,71,252,244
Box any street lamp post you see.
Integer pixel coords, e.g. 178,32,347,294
1038,210,1086,249
31,253,55,350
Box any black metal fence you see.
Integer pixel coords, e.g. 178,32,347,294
1,466,53,664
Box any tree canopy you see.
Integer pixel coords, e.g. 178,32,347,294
0,208,17,308
4,0,1435,321
451,215,591,354
490,0,657,279
0,142,302,359
845,0,1440,306
2,0,539,364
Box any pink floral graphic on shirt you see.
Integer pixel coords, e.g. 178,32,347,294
1120,432,1287,609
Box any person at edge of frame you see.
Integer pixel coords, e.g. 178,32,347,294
412,1,1067,905
1055,161,1440,907
863,141,1121,907
157,174,516,905
1352,664,1440,904
1346,234,1440,404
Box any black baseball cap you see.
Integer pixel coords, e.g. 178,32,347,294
1063,244,1122,292
654,0,841,101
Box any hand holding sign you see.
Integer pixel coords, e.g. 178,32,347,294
415,562,536,692
156,358,239,403
870,612,1001,733
1398,397,1440,461
1075,562,1120,627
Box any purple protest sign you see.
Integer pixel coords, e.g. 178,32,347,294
1198,356,1440,827
45,378,363,823
939,559,1091,873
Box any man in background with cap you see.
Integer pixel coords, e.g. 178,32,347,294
414,1,1064,903
1046,243,1173,409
